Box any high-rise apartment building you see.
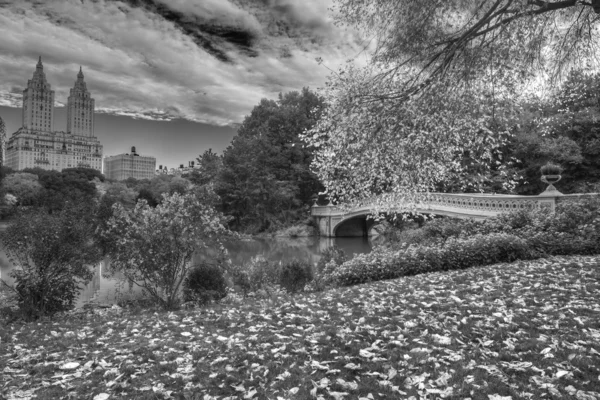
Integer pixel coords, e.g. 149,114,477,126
67,67,95,137
22,57,55,133
103,146,156,181
5,58,103,171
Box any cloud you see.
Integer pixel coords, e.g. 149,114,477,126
0,0,365,126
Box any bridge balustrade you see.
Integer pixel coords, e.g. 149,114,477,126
311,192,599,237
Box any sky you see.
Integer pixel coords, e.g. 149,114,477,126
0,0,367,169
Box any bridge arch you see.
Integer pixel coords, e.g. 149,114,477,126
332,211,433,237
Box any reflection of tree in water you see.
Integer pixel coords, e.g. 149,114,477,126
194,237,371,267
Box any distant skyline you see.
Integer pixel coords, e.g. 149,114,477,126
0,0,368,169
0,104,236,169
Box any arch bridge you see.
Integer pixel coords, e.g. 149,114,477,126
311,192,598,237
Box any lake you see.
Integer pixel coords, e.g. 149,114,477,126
0,233,373,307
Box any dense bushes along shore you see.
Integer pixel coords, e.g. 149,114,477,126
182,197,600,300
331,197,600,286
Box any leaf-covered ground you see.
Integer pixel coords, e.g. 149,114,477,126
1,256,600,400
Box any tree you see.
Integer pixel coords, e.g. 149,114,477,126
22,168,99,212
306,0,600,206
218,88,325,232
189,148,222,186
0,205,102,319
509,70,600,194
136,187,158,207
1,172,43,206
168,176,190,195
134,175,190,206
62,167,105,182
307,74,515,206
96,182,138,254
103,192,230,309
331,0,600,96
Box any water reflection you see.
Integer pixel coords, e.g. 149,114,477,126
0,237,372,307
219,236,371,266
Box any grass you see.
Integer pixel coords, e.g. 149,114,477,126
1,255,600,400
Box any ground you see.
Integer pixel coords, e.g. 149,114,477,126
1,255,599,400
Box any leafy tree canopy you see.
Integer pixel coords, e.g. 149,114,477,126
333,0,600,94
1,172,42,206
218,88,325,233
187,148,222,186
17,168,98,212
306,0,600,207
510,70,600,194
62,167,105,182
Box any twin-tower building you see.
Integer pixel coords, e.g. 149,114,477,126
5,58,155,179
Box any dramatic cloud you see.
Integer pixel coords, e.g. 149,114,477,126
0,0,366,126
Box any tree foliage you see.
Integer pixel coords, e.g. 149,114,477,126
0,205,102,319
306,72,515,206
510,70,600,194
96,182,138,254
1,172,43,206
306,0,600,206
332,0,600,94
188,148,222,186
21,168,99,212
217,88,325,232
103,192,230,309
132,175,191,207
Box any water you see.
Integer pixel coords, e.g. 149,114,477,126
0,234,372,307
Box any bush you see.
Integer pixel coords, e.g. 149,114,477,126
393,197,600,253
103,192,231,309
491,197,600,255
0,206,101,320
312,246,347,291
392,217,484,248
183,263,228,305
331,198,600,287
280,260,313,294
333,233,536,286
231,256,281,297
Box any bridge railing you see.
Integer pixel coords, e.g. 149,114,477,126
312,192,600,218
311,192,600,237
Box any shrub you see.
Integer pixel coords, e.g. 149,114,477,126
280,260,313,294
103,192,230,309
504,197,600,255
331,198,600,287
231,256,281,297
0,206,102,320
183,263,228,305
313,246,347,291
333,233,535,286
394,197,600,252
392,217,485,248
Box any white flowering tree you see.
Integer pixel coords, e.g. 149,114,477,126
305,0,600,209
104,192,230,309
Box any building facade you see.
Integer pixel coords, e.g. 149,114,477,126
5,57,103,171
103,146,156,180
